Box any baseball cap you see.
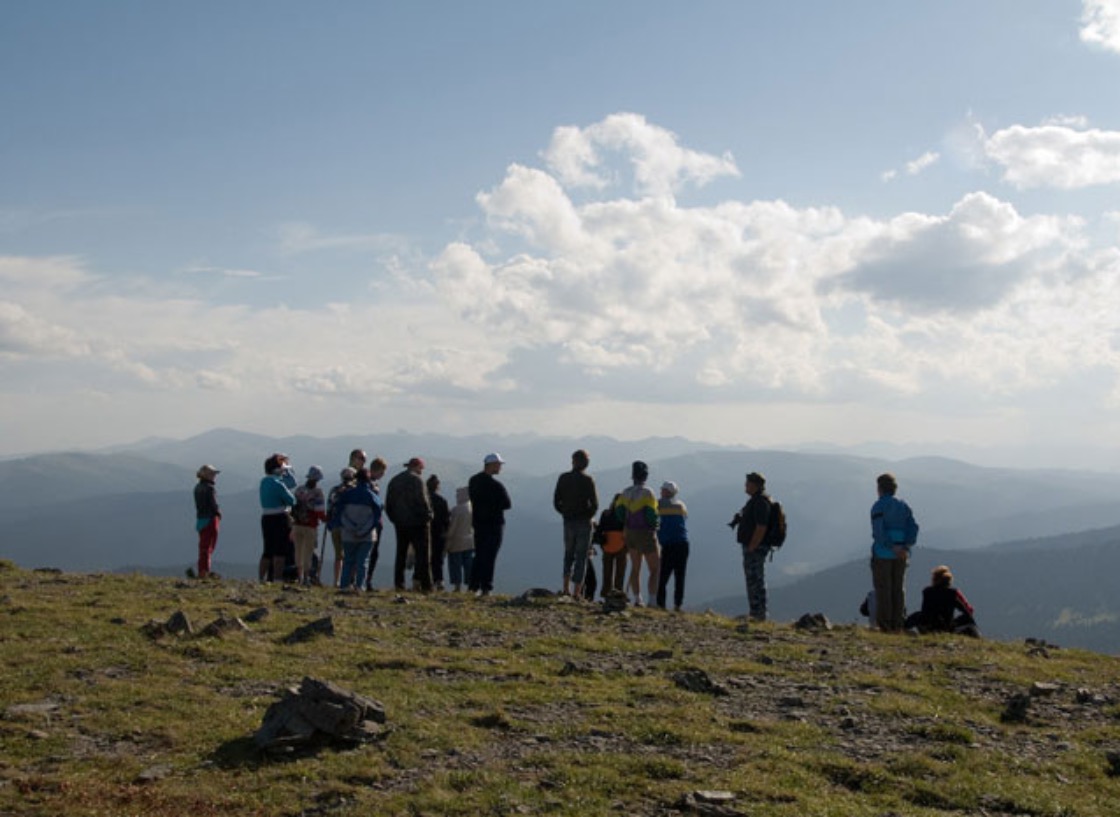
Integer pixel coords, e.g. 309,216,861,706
404,457,425,470
483,452,505,465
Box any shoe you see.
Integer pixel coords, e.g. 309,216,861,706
633,597,644,607
673,604,682,612
185,567,197,579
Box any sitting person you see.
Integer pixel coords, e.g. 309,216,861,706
905,565,979,637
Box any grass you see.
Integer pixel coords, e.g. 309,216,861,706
1,561,1119,816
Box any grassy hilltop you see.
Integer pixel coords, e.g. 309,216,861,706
1,561,1119,817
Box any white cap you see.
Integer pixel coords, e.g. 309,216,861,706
483,452,505,465
660,480,679,496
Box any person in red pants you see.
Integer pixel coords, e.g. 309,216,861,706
192,464,222,579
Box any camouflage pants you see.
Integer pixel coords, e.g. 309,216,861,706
742,546,770,620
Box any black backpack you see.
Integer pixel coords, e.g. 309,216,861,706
766,499,787,549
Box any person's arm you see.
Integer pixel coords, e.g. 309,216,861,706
954,589,974,616
553,475,565,516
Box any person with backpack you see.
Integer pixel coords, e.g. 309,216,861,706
191,464,221,580
325,467,357,588
335,467,383,592
615,460,659,607
870,472,919,633
655,481,689,611
730,471,775,622
594,493,626,599
292,466,327,586
553,449,599,599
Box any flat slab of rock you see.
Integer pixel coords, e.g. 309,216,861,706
282,616,335,644
254,677,387,753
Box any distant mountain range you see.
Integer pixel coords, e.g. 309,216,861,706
2,428,1119,653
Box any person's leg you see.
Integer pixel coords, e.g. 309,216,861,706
645,547,661,604
627,550,642,601
745,550,768,621
871,557,893,632
412,525,433,591
674,544,689,609
354,540,373,590
561,521,577,594
655,544,672,608
430,534,445,588
890,558,908,631
198,519,218,577
331,529,344,588
570,520,592,597
600,551,614,598
612,551,627,592
393,525,409,590
461,550,475,591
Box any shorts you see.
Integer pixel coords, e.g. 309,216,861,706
624,528,659,555
331,528,344,559
261,513,292,558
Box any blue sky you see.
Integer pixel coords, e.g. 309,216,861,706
3,1,1120,467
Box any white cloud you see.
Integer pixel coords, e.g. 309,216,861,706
882,150,940,183
275,222,409,257
1081,0,1120,54
983,123,1120,189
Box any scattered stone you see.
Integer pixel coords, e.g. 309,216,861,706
1105,750,1120,777
166,610,193,636
109,616,126,625
392,595,410,605
649,649,674,660
1030,682,1062,697
671,669,729,697
28,729,50,740
757,654,775,666
243,607,270,623
794,613,832,631
1001,692,1032,724
559,661,587,677
254,676,387,753
676,790,745,816
199,615,249,638
1076,688,1108,705
135,764,172,784
602,590,628,614
7,701,60,719
282,616,335,644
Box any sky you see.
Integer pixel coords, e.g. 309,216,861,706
2,1,1120,467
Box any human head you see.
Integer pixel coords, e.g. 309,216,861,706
426,474,440,493
340,467,357,482
571,449,589,471
369,457,388,480
355,467,372,484
877,473,898,496
631,460,649,483
405,456,425,473
455,486,469,504
305,465,325,484
931,565,953,587
746,471,766,495
483,452,505,474
196,464,220,482
660,480,678,498
349,448,367,468
264,453,286,474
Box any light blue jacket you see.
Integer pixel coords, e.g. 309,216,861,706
870,494,917,559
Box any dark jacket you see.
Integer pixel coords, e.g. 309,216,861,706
469,471,511,527
430,491,451,541
385,469,433,527
194,480,220,520
553,469,599,521
735,493,770,547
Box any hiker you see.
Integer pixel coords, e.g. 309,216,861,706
615,460,659,607
870,472,919,633
325,467,357,587
335,468,383,591
292,466,327,586
385,457,434,592
553,449,599,598
445,486,474,592
192,464,221,579
259,453,297,583
730,471,772,622
905,565,979,636
655,481,689,611
348,448,368,471
427,474,451,591
363,457,388,590
468,453,512,597
593,493,626,598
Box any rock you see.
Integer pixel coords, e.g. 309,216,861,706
794,613,832,631
282,616,335,644
602,590,628,614
1001,692,1032,723
140,619,167,639
1076,688,1108,705
1105,750,1120,777
165,610,193,636
254,676,387,753
199,615,248,638
7,701,60,719
648,649,674,660
135,764,172,784
676,790,745,816
243,607,270,623
1030,682,1062,697
671,669,729,697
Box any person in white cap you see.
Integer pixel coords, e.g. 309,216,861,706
468,453,512,596
655,481,689,611
292,466,327,586
191,465,221,579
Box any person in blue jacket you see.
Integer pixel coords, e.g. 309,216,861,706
259,453,297,583
335,467,384,592
870,472,919,632
655,481,689,611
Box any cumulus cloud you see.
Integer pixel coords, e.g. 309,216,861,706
983,123,1120,189
1081,0,1120,53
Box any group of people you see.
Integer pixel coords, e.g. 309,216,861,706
191,449,977,636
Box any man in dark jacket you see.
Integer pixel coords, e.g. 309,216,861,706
553,449,599,598
731,471,772,622
384,457,433,592
468,452,512,597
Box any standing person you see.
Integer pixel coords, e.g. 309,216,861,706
594,493,626,598
335,468,383,592
427,474,451,591
615,461,659,607
191,464,221,580
730,471,772,622
326,467,357,587
445,486,475,592
259,453,297,583
553,449,599,598
364,457,388,590
870,472,919,632
468,453,512,597
655,481,689,611
385,457,434,592
292,466,327,586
